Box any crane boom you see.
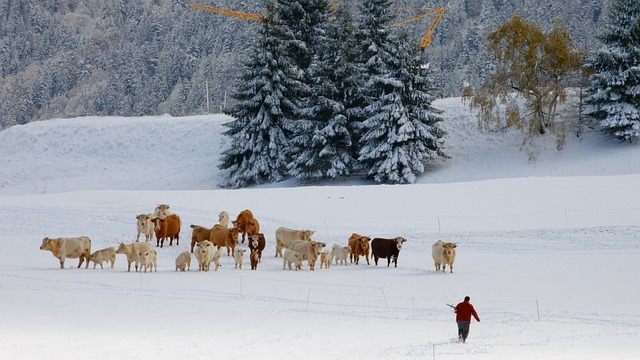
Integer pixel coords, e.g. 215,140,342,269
185,3,263,22
185,3,446,48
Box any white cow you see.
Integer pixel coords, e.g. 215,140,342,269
89,247,116,269
153,204,172,219
139,249,157,273
275,227,315,257
136,213,155,242
39,236,92,269
175,251,192,272
432,240,457,273
289,240,326,271
116,241,153,272
319,250,332,269
195,240,216,272
218,211,230,228
234,248,246,269
331,244,351,266
283,249,303,271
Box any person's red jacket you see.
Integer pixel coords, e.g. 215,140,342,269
455,301,480,322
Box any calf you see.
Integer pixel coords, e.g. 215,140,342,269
89,247,116,269
39,236,91,269
139,249,157,273
432,240,457,273
175,251,192,272
234,248,246,269
283,249,303,271
116,241,153,272
331,244,351,266
371,237,407,268
319,250,332,269
250,249,260,270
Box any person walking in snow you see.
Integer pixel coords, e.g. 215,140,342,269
454,296,480,343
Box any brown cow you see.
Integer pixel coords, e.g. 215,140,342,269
248,233,266,263
152,214,181,248
210,224,239,256
348,233,371,265
39,236,92,269
233,209,255,244
190,224,212,253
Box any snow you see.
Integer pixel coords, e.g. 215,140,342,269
1,98,639,360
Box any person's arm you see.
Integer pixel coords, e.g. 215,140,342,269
471,305,480,322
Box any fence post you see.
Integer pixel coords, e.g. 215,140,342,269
536,299,540,320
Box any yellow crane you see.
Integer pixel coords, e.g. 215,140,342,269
185,2,447,48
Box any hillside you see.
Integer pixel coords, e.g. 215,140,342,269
1,97,638,195
0,0,611,127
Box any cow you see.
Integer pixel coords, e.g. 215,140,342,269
89,247,116,269
195,240,216,272
116,241,153,272
289,240,326,271
248,234,266,263
319,250,332,269
234,248,246,269
139,249,157,273
348,233,371,265
250,249,260,270
153,204,172,219
371,237,407,268
210,224,239,256
151,213,181,247
331,244,351,266
432,240,457,273
190,224,212,253
39,236,92,269
282,249,303,271
218,211,230,228
233,209,256,244
136,213,155,242
274,227,315,257
246,218,261,243
175,251,191,272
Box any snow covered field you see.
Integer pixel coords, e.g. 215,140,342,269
1,98,639,359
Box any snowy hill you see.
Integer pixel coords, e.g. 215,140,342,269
1,97,639,195
1,98,639,360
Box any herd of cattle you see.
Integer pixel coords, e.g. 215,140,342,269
38,204,459,273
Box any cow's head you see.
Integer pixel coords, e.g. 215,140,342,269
250,235,259,249
153,204,171,219
301,230,315,241
136,213,150,225
229,227,240,244
394,237,407,251
235,248,246,257
39,237,52,250
442,243,457,257
115,242,128,254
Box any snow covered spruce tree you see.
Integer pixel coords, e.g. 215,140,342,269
287,4,360,181
218,0,304,188
584,0,640,142
355,0,447,184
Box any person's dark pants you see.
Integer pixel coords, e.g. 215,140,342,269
457,320,470,342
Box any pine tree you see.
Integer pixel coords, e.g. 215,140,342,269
288,4,359,181
585,0,640,141
218,1,304,188
358,32,447,184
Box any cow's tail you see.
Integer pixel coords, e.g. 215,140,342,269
190,224,196,229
